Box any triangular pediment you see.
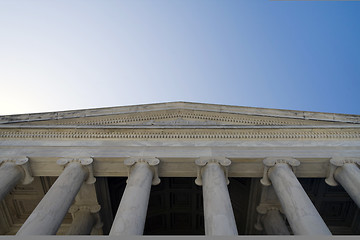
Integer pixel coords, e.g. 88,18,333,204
1,102,359,127
7,109,351,126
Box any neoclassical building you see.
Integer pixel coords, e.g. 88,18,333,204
0,102,359,236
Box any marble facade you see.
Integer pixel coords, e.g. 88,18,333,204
0,102,359,236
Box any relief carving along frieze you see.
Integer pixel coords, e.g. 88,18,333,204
0,129,359,139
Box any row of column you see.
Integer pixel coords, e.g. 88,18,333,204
0,157,100,235
0,156,359,235
257,157,360,235
109,156,360,236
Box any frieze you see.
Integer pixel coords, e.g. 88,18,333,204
0,128,359,139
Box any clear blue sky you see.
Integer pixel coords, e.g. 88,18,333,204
1,0,359,115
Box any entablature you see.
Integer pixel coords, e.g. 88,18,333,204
0,126,359,140
0,156,352,179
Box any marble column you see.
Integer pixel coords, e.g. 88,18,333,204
325,158,360,208
0,157,33,201
16,158,94,235
261,158,331,235
109,157,160,236
261,208,290,235
67,182,103,235
67,207,96,235
195,158,238,236
254,185,290,235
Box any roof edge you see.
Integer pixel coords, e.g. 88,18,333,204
0,101,359,124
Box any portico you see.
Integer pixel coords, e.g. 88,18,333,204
0,102,359,235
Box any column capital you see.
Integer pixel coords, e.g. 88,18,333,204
124,157,160,185
194,157,231,186
69,204,103,229
56,157,96,184
325,157,360,186
330,157,360,166
260,157,300,186
69,204,101,214
256,205,283,215
0,156,34,185
254,206,284,231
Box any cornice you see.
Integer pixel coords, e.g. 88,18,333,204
1,102,359,124
6,109,356,128
0,128,359,140
48,110,335,126
1,124,359,129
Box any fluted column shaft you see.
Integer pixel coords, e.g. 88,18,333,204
262,209,290,235
334,163,360,208
202,163,238,235
0,162,23,201
67,208,96,235
16,162,87,235
269,163,331,235
109,162,153,236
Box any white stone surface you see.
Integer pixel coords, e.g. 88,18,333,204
262,209,290,235
0,102,359,236
254,185,288,234
16,162,87,235
334,163,360,208
201,162,238,235
109,162,153,236
268,163,331,235
0,162,23,201
2,148,360,178
1,102,359,124
67,182,103,235
67,208,96,235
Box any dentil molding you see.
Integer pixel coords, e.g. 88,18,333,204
0,128,359,139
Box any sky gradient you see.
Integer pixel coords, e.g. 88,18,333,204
1,0,359,116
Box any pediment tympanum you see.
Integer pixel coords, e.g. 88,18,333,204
11,110,337,126
1,102,358,127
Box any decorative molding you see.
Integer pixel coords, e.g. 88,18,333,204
0,128,359,140
194,157,231,186
20,110,342,126
325,157,360,186
0,157,34,185
1,102,359,125
260,157,300,186
124,157,161,185
57,157,96,184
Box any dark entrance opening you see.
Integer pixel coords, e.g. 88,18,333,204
106,177,252,235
